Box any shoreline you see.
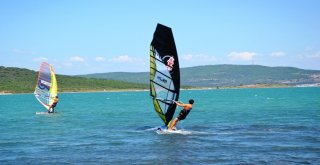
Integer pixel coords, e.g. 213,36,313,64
1,84,319,95
60,89,149,94
0,89,149,95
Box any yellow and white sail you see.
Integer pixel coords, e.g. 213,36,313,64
34,62,58,109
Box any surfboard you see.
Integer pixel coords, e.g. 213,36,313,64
35,111,57,115
156,127,191,135
36,112,49,115
157,125,168,131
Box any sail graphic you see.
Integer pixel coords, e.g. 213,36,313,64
150,23,180,126
34,62,58,110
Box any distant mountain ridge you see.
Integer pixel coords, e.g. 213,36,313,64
0,66,148,93
1,64,319,94
79,65,320,87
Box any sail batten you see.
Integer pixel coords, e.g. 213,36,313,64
150,23,180,126
150,67,172,80
150,80,176,93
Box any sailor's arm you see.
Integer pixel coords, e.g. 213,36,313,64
174,101,184,107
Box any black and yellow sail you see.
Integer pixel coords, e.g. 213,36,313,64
150,23,180,126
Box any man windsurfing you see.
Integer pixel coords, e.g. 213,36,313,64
48,96,59,113
169,99,194,130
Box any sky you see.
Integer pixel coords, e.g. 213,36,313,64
1,0,320,75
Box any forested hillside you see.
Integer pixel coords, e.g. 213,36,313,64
80,65,320,87
0,66,148,93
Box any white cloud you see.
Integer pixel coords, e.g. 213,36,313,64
95,56,105,62
270,51,286,57
306,51,320,58
228,52,256,61
109,55,134,63
181,54,217,62
179,54,218,67
70,56,85,62
33,57,48,62
297,47,320,59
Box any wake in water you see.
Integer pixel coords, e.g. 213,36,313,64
132,125,223,135
139,126,191,135
156,129,192,135
142,126,214,135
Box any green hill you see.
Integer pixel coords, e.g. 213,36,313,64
80,65,320,87
181,65,320,86
0,66,148,93
2,65,319,94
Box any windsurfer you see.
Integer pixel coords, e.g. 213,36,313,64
168,99,194,130
48,96,59,113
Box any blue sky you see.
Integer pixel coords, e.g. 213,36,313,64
1,0,320,75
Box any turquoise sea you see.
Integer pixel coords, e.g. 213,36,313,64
0,87,319,164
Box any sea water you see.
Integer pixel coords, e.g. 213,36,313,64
0,87,319,164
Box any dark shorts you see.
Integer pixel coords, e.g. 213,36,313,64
49,103,57,113
177,109,188,121
52,102,57,108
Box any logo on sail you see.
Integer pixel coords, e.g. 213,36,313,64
157,76,167,83
162,55,174,71
38,79,51,90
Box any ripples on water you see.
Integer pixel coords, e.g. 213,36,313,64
0,88,319,164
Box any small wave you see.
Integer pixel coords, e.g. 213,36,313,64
156,128,216,135
156,129,192,135
136,126,215,135
140,126,158,131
